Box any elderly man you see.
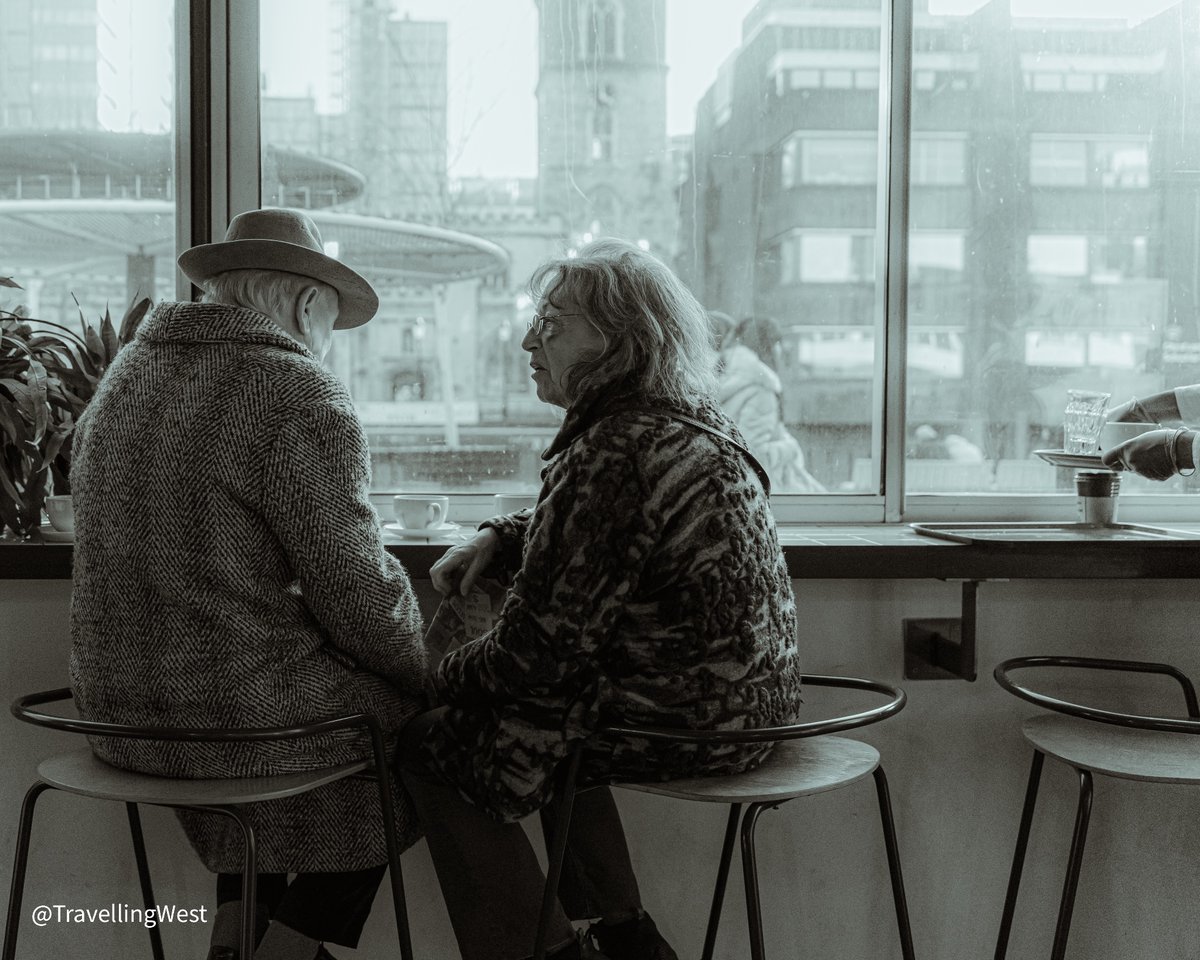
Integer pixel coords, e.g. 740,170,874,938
69,209,428,960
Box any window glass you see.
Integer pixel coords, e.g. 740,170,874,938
259,0,884,496
905,0,1195,498
801,136,878,185
0,0,176,326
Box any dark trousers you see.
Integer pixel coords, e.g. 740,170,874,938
399,707,643,960
215,864,386,948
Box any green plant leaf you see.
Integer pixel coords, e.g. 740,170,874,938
25,358,49,443
82,322,105,363
100,306,119,362
119,296,153,344
0,458,26,503
0,395,27,446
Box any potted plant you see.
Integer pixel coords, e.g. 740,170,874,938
0,277,151,539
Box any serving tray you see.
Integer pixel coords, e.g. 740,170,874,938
910,522,1200,546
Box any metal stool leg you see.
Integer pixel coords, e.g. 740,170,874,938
3,782,52,960
125,803,164,960
701,804,742,960
234,810,258,960
1050,768,1093,960
368,731,413,960
740,802,771,960
534,746,583,960
872,766,915,960
994,750,1046,960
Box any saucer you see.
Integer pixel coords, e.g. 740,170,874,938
383,521,460,540
39,524,74,543
1034,449,1112,470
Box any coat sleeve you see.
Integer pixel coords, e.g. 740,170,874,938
433,428,655,706
478,508,533,578
260,403,428,692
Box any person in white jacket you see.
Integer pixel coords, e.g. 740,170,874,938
710,312,826,493
1100,388,1200,480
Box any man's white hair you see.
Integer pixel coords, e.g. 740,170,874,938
201,269,337,319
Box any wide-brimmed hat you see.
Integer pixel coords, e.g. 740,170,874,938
178,208,379,329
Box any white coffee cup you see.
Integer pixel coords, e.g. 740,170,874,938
493,493,538,514
1097,421,1159,453
45,494,74,533
393,495,450,530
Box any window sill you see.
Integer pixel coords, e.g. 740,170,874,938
7,522,1200,581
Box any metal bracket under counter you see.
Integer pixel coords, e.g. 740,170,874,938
903,578,1010,682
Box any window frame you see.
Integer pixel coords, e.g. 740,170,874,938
197,0,1200,527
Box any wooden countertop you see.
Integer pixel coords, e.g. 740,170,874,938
7,523,1200,581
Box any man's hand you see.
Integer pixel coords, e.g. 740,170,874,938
1099,428,1180,481
430,527,501,597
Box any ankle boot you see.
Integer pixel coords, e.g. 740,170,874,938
587,912,678,960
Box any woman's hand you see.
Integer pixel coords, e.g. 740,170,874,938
1100,428,1185,481
430,527,501,597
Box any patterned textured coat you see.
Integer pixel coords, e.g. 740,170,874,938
419,387,802,822
69,301,428,873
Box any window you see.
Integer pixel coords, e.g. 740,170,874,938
1031,136,1150,188
779,230,875,285
0,0,176,325
580,0,624,61
592,102,614,161
800,135,878,185
1030,138,1088,186
906,2,1192,505
11,1,1196,523
911,135,966,186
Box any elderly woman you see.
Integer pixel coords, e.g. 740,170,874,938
400,238,802,960
69,209,428,960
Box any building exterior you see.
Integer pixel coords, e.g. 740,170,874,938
0,0,100,130
534,0,676,256
331,1,449,223
678,0,1200,483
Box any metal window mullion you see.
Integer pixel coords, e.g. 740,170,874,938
175,0,208,300
876,0,914,522
225,0,261,221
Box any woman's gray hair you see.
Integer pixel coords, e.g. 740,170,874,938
201,269,336,319
528,238,718,407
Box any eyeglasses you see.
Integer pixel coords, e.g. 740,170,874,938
526,312,584,338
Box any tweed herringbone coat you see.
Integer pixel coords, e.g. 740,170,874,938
419,387,802,822
69,301,428,873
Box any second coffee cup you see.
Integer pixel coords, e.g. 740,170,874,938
393,494,450,530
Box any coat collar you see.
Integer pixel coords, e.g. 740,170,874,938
137,301,311,356
543,380,724,461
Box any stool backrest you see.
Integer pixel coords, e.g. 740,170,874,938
600,674,905,744
994,656,1200,735
12,688,387,746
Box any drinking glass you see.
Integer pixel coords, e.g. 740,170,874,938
1063,389,1111,454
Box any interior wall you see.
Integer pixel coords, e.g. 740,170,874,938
3,576,1198,960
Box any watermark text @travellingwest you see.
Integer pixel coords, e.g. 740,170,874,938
31,903,208,929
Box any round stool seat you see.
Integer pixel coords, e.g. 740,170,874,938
616,735,880,804
1022,714,1200,783
38,748,371,805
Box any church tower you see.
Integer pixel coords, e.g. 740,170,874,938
535,0,673,255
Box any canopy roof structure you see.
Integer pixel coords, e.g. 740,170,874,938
0,200,509,285
0,132,509,286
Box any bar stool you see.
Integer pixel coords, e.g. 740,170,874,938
2,688,414,960
993,656,1200,960
534,674,916,960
